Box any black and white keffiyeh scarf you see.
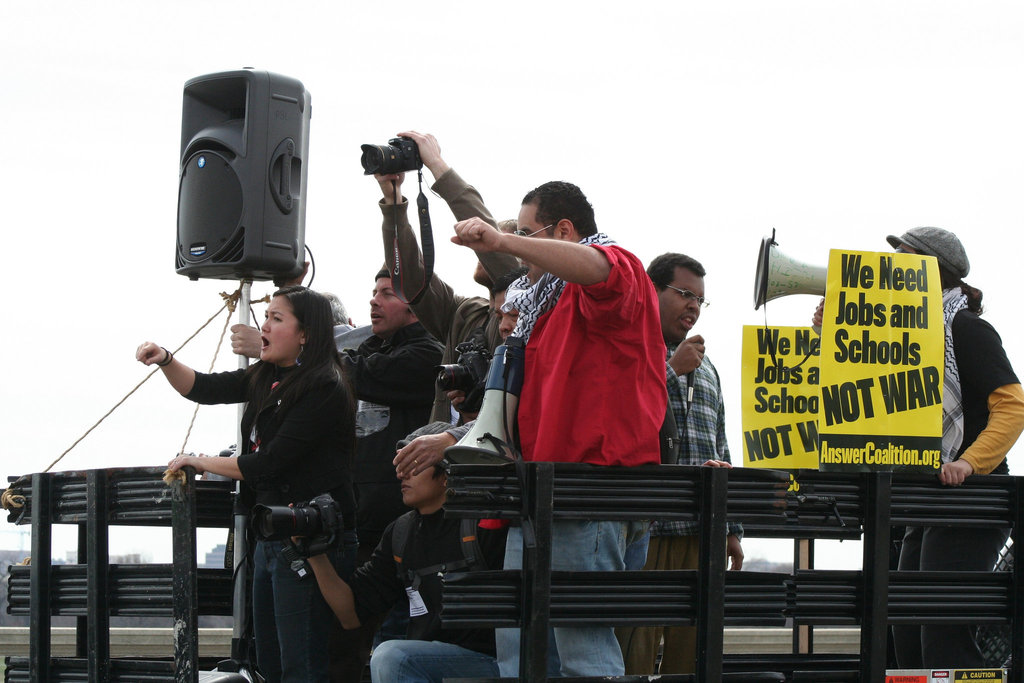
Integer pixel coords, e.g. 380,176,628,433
941,287,969,463
502,233,616,343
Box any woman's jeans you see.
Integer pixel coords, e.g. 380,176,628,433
252,533,358,683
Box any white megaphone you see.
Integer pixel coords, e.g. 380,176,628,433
445,338,526,465
753,231,828,309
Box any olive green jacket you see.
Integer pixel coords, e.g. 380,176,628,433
379,168,520,423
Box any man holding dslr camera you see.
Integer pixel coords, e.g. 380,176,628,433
367,131,520,436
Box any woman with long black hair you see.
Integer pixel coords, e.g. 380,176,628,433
137,285,358,682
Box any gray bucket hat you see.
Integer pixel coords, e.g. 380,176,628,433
886,226,969,279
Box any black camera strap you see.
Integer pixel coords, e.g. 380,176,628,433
391,170,435,306
281,541,311,576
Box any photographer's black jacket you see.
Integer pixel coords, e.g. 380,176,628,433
341,322,443,549
186,366,356,523
349,508,506,656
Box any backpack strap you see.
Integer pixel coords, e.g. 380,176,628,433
394,517,489,590
459,518,486,572
391,511,416,583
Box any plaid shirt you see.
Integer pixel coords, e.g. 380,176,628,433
651,344,742,539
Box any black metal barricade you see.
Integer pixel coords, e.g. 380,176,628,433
3,467,234,683
442,463,1024,683
5,464,1021,682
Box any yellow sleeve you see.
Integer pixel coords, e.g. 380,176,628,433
960,383,1024,475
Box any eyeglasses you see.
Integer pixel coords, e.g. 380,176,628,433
665,284,710,308
514,224,554,238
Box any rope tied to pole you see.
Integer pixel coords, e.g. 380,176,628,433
1,487,26,510
163,468,188,488
1,474,31,532
219,288,243,314
44,284,256,476
174,289,268,464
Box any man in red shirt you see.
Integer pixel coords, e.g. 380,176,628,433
451,180,666,676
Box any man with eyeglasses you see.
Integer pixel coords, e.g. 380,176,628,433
615,252,743,676
451,181,666,677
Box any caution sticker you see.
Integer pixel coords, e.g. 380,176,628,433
953,670,1004,681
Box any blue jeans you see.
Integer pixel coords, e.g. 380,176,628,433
252,534,358,683
369,639,499,683
373,600,410,647
496,519,646,677
623,525,651,570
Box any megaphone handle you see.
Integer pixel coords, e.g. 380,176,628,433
685,371,695,413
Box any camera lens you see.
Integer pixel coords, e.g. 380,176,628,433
253,505,297,540
291,506,321,536
252,504,323,540
437,365,475,392
360,138,421,176
360,144,391,175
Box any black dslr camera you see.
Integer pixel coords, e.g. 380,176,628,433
436,340,492,414
360,136,422,175
252,493,343,542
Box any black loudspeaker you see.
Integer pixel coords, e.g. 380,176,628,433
176,69,311,281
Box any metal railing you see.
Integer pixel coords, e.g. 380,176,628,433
441,463,1024,683
5,463,1021,682
3,467,234,682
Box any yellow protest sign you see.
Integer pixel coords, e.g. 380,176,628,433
741,325,821,469
817,249,943,472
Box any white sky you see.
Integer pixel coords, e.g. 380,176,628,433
2,0,1024,566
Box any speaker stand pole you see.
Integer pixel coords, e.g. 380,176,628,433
228,279,253,678
235,279,252,432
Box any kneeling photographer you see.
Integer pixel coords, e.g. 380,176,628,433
304,426,507,683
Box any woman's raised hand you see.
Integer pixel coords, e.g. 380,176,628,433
136,341,168,366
